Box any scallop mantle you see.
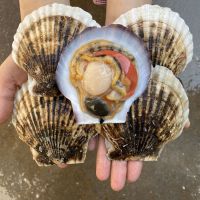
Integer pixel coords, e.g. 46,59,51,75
56,25,151,124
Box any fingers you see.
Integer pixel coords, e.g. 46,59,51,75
105,0,152,25
0,55,27,86
88,136,97,151
184,120,190,129
110,160,142,191
127,161,143,183
111,161,127,191
19,0,70,20
110,160,143,191
96,136,111,181
0,73,17,123
0,97,15,123
0,55,27,123
96,136,143,191
57,163,68,169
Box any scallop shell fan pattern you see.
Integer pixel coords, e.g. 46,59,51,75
12,4,100,96
100,66,189,161
12,82,97,166
114,4,193,75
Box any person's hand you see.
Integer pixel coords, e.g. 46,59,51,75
0,55,191,191
98,0,191,187
56,134,143,191
89,136,143,191
88,118,190,191
0,55,27,123
88,120,190,191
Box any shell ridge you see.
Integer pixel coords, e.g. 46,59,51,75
13,81,97,165
12,4,100,96
101,65,189,161
114,4,193,74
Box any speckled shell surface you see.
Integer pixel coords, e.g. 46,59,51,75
100,66,189,161
114,4,193,75
12,81,97,166
12,3,100,96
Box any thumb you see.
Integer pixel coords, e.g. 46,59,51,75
0,55,27,123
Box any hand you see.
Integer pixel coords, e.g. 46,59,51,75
0,55,191,191
89,136,143,191
0,55,27,123
47,134,143,192
89,120,190,191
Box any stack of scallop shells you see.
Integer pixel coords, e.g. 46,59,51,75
12,4,193,166
12,4,100,165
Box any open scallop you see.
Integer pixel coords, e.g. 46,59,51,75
56,25,151,124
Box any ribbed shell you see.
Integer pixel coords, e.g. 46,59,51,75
12,82,97,166
100,66,189,161
114,4,193,75
12,3,100,96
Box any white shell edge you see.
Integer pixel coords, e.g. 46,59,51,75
12,3,100,66
12,79,33,126
153,65,189,133
114,4,194,71
56,26,151,124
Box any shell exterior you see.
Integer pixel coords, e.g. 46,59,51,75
100,65,189,161
12,3,100,96
12,81,97,166
56,25,151,124
114,4,193,75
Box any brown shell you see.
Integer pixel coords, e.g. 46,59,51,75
12,82,97,166
12,4,99,96
114,5,193,75
100,66,189,161
128,21,187,73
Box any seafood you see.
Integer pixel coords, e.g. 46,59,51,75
12,3,100,96
56,25,151,124
11,4,192,164
100,66,189,161
12,81,97,166
114,4,193,75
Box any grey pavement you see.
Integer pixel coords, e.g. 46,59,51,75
0,0,199,199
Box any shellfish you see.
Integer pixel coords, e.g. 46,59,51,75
100,65,189,161
11,3,192,165
56,25,151,124
12,81,97,166
114,4,193,75
12,3,100,96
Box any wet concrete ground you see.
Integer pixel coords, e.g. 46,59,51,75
0,0,199,199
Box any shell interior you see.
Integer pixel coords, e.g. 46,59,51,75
11,4,191,163
56,24,151,124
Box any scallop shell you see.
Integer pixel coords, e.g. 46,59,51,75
100,65,189,161
56,25,151,124
114,4,193,75
12,81,97,166
12,3,100,96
